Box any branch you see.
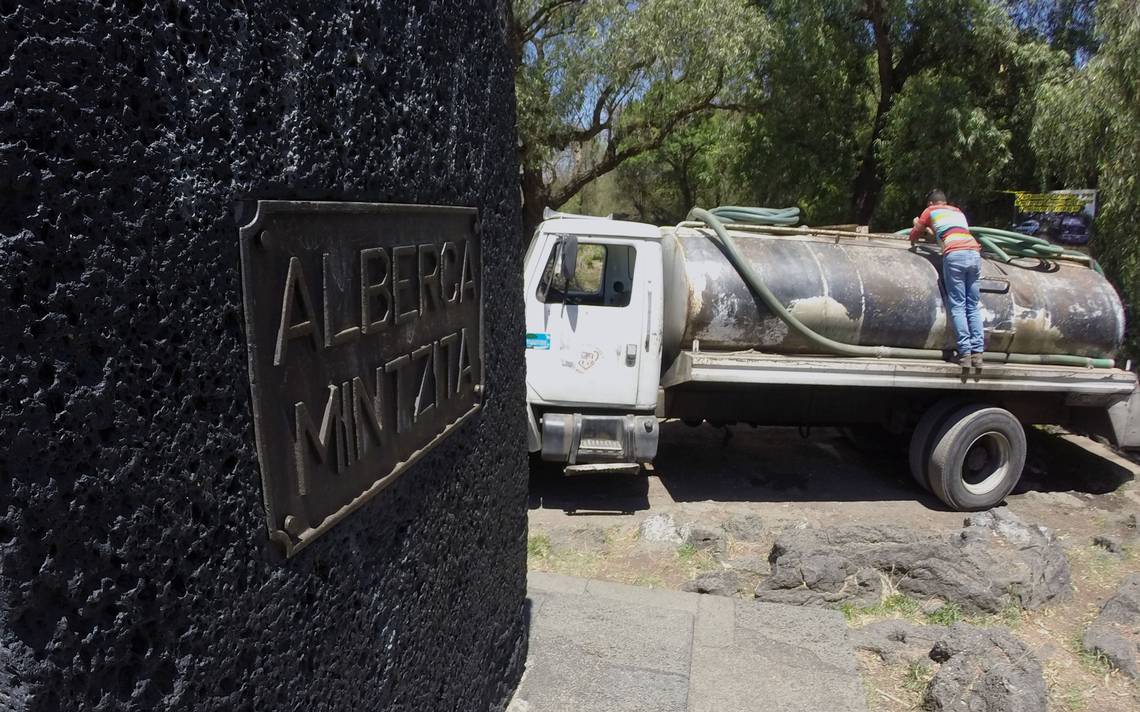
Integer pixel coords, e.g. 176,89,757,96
709,101,750,112
614,69,725,145
893,31,927,89
523,0,585,43
549,75,725,206
546,92,613,150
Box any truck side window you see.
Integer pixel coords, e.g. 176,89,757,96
537,242,635,307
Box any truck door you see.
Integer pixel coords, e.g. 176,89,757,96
525,236,660,410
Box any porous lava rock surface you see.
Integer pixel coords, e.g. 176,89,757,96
851,619,943,666
1082,573,1140,678
682,570,742,597
0,2,527,710
855,620,1047,710
924,623,1046,712
755,509,1070,613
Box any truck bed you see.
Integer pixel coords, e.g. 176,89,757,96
662,349,1138,401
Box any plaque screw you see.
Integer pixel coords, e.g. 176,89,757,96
473,384,484,396
283,515,305,537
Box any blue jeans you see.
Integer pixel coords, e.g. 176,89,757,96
942,250,985,355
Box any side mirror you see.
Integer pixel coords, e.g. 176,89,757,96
560,235,578,285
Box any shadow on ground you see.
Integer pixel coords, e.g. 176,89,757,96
528,422,1135,514
1020,428,1134,494
528,465,652,514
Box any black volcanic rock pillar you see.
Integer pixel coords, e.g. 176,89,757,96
0,2,527,710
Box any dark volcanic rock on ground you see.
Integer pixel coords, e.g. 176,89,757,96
682,570,742,597
850,619,943,666
755,509,1069,613
1093,535,1124,554
924,623,1047,712
854,619,1048,710
721,513,766,543
1082,573,1140,678
686,525,727,554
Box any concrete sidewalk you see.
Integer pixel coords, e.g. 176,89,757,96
510,572,868,712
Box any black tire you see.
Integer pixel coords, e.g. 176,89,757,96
907,399,969,493
928,405,1026,511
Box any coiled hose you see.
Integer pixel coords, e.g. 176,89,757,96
895,225,1104,276
687,207,1115,368
709,205,802,226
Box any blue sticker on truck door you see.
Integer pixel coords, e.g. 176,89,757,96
526,332,551,349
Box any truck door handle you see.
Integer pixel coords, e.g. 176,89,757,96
645,289,652,350
626,343,637,366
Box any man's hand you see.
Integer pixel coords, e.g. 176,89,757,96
910,218,935,244
910,217,924,245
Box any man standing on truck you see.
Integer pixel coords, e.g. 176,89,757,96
910,189,985,368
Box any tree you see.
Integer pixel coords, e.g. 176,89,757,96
848,0,1065,224
738,0,872,224
615,113,750,224
735,0,1066,228
1006,0,1099,60
1032,0,1140,358
874,26,1070,227
507,0,765,234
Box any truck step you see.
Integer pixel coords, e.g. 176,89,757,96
578,438,624,452
564,463,641,475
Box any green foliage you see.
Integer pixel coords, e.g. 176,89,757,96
736,0,871,224
514,0,1139,344
615,113,751,224
646,0,1070,228
527,534,552,560
879,593,922,617
843,593,922,622
675,542,698,561
924,601,963,626
510,0,767,227
1073,635,1115,676
1032,0,1140,358
902,661,934,694
877,72,1014,227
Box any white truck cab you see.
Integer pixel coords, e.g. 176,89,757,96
522,216,663,466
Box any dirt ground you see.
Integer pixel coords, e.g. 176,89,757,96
526,421,1140,712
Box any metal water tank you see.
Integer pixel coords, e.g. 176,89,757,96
660,226,1125,363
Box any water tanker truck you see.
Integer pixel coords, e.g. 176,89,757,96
522,207,1140,511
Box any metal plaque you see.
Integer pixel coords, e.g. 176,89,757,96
238,201,483,556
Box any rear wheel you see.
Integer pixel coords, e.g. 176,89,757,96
907,399,968,493
928,405,1026,511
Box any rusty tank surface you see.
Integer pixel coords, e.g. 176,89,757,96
660,226,1126,365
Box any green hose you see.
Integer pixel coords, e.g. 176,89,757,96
710,205,802,226
894,225,1104,275
687,207,1115,368
707,204,1102,274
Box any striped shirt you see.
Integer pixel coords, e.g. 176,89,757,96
909,204,980,254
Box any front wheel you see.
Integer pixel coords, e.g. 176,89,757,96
928,405,1026,511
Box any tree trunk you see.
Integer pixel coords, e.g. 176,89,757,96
852,0,896,225
852,100,889,224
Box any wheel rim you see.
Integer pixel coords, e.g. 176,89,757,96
960,432,1012,495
